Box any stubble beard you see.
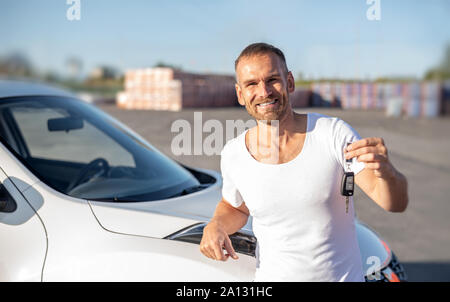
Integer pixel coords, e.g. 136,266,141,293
245,96,289,126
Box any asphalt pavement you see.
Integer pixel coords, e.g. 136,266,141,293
98,104,450,281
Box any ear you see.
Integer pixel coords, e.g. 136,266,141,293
287,71,295,93
235,83,246,106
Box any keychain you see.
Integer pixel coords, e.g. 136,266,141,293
341,142,354,213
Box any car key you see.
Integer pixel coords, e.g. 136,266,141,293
341,171,354,213
342,142,354,213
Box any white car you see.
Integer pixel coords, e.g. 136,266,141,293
0,80,406,282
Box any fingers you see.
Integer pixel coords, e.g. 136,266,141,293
346,137,384,152
345,146,379,159
364,162,382,170
212,239,227,261
200,242,215,260
354,153,387,163
200,240,222,260
343,137,396,178
344,138,388,162
200,230,238,262
224,236,239,260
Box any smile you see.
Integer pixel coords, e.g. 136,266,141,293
257,99,278,107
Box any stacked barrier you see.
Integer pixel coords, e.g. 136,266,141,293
385,83,403,117
310,81,446,118
375,83,386,109
320,82,333,107
340,83,352,109
442,81,450,116
403,82,421,117
116,68,238,111
421,82,441,118
290,88,311,108
361,83,376,110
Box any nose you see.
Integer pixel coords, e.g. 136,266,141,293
257,81,272,99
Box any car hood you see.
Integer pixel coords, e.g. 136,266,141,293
88,168,253,239
88,168,390,274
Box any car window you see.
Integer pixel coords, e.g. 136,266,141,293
0,96,200,201
11,105,134,167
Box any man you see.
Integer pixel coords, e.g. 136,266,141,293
199,43,408,281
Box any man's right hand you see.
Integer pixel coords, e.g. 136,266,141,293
200,220,239,261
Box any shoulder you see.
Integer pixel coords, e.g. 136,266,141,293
306,112,345,132
306,113,359,144
220,129,248,173
221,129,247,158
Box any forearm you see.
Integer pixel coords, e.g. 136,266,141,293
374,167,409,212
209,199,249,235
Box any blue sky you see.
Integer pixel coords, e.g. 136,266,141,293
1,0,449,79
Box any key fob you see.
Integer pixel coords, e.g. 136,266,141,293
341,172,354,196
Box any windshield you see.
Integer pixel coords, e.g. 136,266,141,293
0,96,200,201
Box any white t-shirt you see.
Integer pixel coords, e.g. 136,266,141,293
220,113,366,282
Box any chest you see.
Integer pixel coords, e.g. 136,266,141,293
245,132,307,165
231,143,342,219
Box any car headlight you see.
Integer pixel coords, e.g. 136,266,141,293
365,251,408,282
165,223,257,257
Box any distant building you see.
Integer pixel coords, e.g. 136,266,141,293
116,67,238,111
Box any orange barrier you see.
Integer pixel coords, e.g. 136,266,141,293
117,68,238,111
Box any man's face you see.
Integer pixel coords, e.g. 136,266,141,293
235,53,295,123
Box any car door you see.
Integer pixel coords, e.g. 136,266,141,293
0,167,47,281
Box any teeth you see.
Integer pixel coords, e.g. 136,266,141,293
258,100,277,107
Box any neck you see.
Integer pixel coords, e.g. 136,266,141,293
255,108,300,148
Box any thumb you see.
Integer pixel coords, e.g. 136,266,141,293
223,235,238,260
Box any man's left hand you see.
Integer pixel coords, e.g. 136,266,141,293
344,137,395,179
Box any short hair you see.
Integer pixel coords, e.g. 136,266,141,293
234,42,288,73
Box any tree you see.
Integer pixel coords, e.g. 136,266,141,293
0,52,34,77
153,61,182,70
424,44,450,80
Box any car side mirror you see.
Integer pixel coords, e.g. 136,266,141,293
0,184,17,213
48,117,84,132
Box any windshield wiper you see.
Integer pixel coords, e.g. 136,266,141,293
168,184,210,198
89,184,210,202
89,196,141,203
